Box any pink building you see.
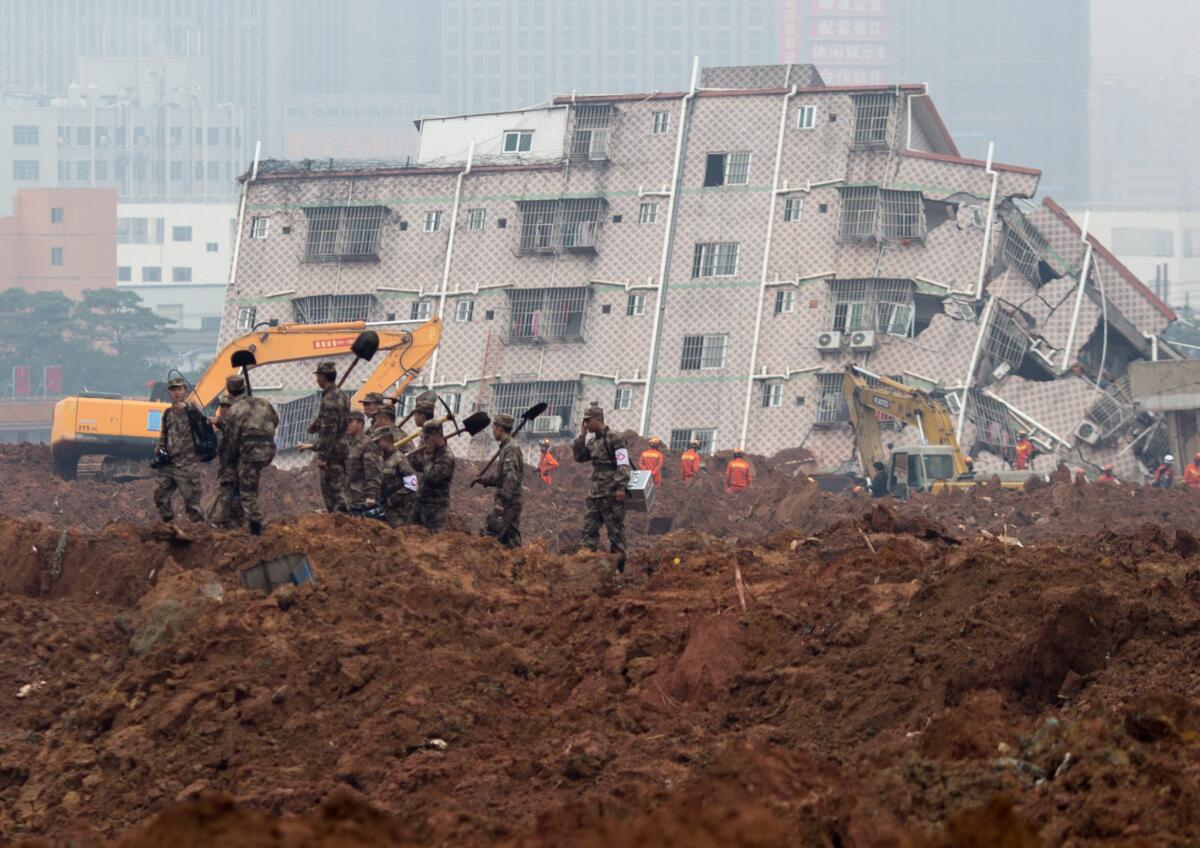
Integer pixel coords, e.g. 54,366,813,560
0,188,116,297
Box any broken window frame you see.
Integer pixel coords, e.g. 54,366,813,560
983,304,1030,370
1002,212,1050,287
880,190,926,242
1086,376,1134,438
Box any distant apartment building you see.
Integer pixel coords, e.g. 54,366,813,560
224,63,1180,478
0,187,115,296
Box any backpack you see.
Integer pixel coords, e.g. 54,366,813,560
187,406,219,463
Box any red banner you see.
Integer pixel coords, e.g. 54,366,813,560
13,366,30,397
44,365,62,395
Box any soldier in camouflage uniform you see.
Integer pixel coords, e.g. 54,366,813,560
210,392,245,528
396,398,436,454
410,420,456,532
154,376,205,523
369,403,395,440
374,426,418,528
221,374,279,535
474,412,524,548
572,406,632,572
345,410,382,511
303,360,350,513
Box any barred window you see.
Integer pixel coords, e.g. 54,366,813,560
852,93,891,148
703,152,751,187
560,198,602,250
964,389,1016,462
880,190,925,242
692,242,739,277
516,200,557,253
303,205,386,261
514,198,604,254
291,293,377,324
275,393,321,450
1087,376,1133,438
670,428,715,454
984,305,1029,369
1003,213,1050,286
827,278,914,336
571,104,612,161
828,279,871,332
505,287,588,343
838,187,878,241
680,334,727,370
491,380,578,431
815,373,849,425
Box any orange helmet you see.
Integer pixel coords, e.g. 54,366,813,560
648,436,661,447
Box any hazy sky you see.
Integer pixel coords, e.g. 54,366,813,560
1092,0,1200,74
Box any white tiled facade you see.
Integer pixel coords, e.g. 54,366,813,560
223,64,1178,477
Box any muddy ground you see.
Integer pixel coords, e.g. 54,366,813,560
4,442,1200,846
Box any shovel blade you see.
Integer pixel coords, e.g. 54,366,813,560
351,330,380,361
231,350,257,368
461,411,492,436
522,402,549,421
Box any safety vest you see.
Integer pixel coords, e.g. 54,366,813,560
726,458,752,492
1185,463,1200,490
639,448,664,484
538,450,559,485
1014,439,1033,470
680,450,701,480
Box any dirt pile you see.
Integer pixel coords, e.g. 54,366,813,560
5,500,1200,845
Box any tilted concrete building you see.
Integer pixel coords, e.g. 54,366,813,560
222,63,1181,477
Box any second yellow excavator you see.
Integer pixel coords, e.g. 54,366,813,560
51,318,442,480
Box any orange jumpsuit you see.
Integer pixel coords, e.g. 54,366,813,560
538,450,559,485
639,447,664,485
725,457,753,493
1014,439,1033,470
1185,462,1200,490
1097,471,1117,485
680,449,701,481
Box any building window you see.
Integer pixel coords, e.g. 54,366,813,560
94,160,108,180
455,299,475,322
50,207,63,224
505,287,588,343
774,290,794,314
515,198,604,254
703,151,751,187
201,316,222,332
206,242,219,252
12,161,39,180
303,206,387,261
250,217,269,239
796,105,816,130
466,208,486,230
172,226,192,242
839,186,878,241
852,93,892,148
443,392,462,414
880,190,925,242
652,111,670,135
502,130,534,152
236,306,257,330
424,210,442,232
669,428,715,454
784,197,803,222
626,293,645,316
827,278,914,337
1002,213,1050,287
638,202,658,224
816,374,849,425
984,304,1030,370
172,267,192,283
170,127,183,146
491,380,578,433
207,161,220,180
274,393,323,450
76,127,91,146
291,293,377,324
680,334,727,370
170,161,183,180
208,127,220,145
762,382,783,408
570,104,612,161
691,242,739,278
142,266,162,282
50,247,63,266
117,266,131,282
614,386,632,410
410,300,432,321
12,125,39,145
75,161,91,180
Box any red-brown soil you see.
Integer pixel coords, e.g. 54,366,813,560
4,443,1200,846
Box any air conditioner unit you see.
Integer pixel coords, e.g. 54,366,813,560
849,330,877,351
532,415,563,433
992,362,1012,381
816,330,843,351
1075,419,1102,446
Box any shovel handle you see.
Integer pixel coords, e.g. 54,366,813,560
474,413,536,482
337,357,362,390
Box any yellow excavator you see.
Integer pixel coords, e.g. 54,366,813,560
843,365,1031,495
51,318,442,480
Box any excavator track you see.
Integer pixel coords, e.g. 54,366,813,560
74,455,151,483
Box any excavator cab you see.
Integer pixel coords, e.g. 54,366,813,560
887,446,959,496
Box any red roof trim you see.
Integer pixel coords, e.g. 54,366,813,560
243,162,564,183
1042,197,1176,322
900,149,1041,176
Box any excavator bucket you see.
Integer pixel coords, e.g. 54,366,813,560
231,350,257,368
351,331,380,361
459,411,492,437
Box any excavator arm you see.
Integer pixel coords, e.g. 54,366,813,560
350,318,442,407
843,365,967,476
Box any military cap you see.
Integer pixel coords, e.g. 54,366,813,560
372,406,396,420
372,426,398,442
493,412,515,429
314,360,337,375
167,376,187,389
413,399,436,416
217,393,234,407
225,374,246,392
362,392,387,406
582,405,605,420
422,420,444,436
348,410,365,422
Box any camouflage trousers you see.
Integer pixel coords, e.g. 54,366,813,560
582,496,626,568
483,498,522,549
416,498,449,532
318,452,349,513
238,441,276,525
384,495,415,529
154,461,203,522
209,466,245,528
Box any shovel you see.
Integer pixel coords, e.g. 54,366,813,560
395,389,438,429
337,331,381,389
472,402,547,484
393,410,491,451
230,349,257,396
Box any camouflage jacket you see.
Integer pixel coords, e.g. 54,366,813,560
158,401,201,463
215,414,237,475
410,445,455,508
311,386,350,457
480,436,524,506
346,432,382,504
572,427,632,499
225,396,279,447
379,449,418,509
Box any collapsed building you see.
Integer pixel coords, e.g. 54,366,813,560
221,63,1180,477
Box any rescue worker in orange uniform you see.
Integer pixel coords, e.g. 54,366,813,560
1097,464,1118,485
680,439,702,482
639,436,665,486
1153,455,1176,488
1013,431,1034,471
1185,453,1200,490
537,438,559,486
725,448,753,494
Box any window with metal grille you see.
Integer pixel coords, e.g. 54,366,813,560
251,217,268,239
236,306,256,330
514,198,605,254
828,279,871,332
874,279,915,337
1003,213,1050,286
880,190,925,242
838,186,878,242
1087,376,1133,437
505,287,588,343
614,386,632,410
784,197,803,222
275,393,321,450
670,429,715,454
652,111,670,135
503,130,533,152
762,382,783,408
291,294,377,324
1137,420,1171,468
559,198,603,250
680,334,727,370
626,294,645,316
516,200,557,253
796,105,816,130
774,289,794,314
455,300,475,322
815,373,849,425
303,206,386,261
639,202,658,224
466,208,486,230
410,300,431,321
964,389,1016,462
852,93,891,148
704,152,752,187
423,210,442,232
491,380,578,431
984,305,1029,369
571,104,612,161
692,242,739,277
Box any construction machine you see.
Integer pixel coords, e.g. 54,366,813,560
843,365,1032,496
51,318,442,480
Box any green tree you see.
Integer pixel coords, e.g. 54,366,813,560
69,289,172,396
0,288,76,395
